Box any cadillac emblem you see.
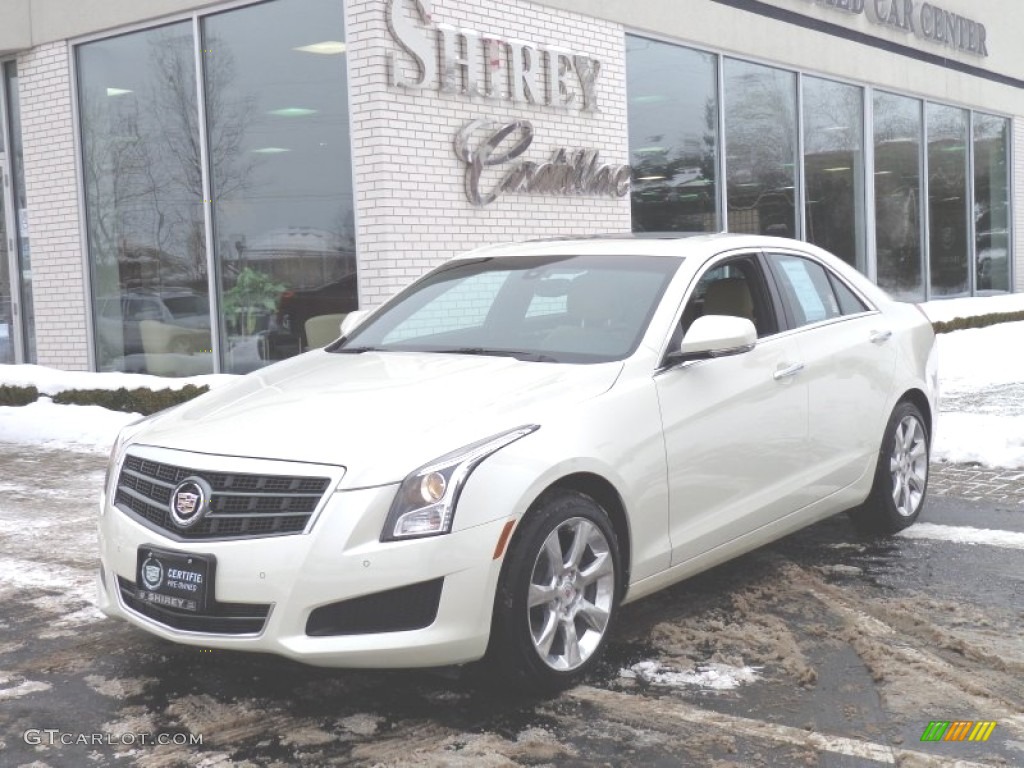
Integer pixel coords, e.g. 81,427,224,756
169,477,212,529
141,554,164,590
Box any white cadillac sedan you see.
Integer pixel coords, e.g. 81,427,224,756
98,234,937,688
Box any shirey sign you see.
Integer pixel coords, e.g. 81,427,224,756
805,0,990,57
384,0,631,207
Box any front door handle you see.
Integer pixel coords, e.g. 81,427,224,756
870,330,892,344
773,362,804,380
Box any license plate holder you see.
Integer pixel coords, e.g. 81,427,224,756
135,546,215,613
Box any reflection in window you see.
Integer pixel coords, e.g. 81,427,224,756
4,62,33,363
873,92,923,301
927,103,969,297
203,0,355,373
78,23,212,376
0,143,9,364
803,77,866,272
974,113,1010,293
626,36,718,233
724,59,797,237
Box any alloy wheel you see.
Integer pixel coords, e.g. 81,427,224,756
889,414,928,517
527,516,615,671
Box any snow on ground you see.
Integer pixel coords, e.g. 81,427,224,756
0,365,236,453
0,363,235,396
0,297,1022,466
919,293,1024,323
620,660,762,691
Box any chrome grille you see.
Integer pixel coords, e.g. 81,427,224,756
115,453,331,540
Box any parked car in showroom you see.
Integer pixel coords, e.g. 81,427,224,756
98,234,937,688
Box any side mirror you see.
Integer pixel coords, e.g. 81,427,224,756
340,310,368,337
669,315,757,365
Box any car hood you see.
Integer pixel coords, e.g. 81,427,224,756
134,350,622,486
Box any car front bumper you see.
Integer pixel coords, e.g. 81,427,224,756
98,473,508,669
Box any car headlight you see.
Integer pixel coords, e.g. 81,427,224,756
381,425,539,541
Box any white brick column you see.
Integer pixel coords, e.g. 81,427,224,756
346,0,631,309
17,42,90,370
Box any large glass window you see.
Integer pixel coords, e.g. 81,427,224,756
78,0,354,376
626,37,718,233
4,62,33,363
927,104,969,297
873,92,923,301
204,0,354,374
724,59,797,237
974,113,1010,293
803,77,866,272
79,23,211,375
0,147,10,364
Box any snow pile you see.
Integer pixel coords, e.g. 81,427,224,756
621,660,761,690
0,363,234,396
0,365,236,453
919,293,1024,323
931,321,1024,469
0,398,140,453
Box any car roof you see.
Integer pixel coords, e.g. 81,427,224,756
453,232,815,260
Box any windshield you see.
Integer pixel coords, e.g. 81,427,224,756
335,254,681,363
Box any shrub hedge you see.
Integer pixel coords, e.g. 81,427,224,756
51,385,210,415
0,384,39,407
930,310,1024,335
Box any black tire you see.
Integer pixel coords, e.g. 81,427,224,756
487,489,621,691
849,401,929,534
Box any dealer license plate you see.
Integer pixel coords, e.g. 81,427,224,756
135,547,215,613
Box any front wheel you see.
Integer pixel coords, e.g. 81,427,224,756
487,489,620,690
849,401,929,534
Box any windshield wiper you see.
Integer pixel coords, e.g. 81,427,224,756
333,345,385,354
434,347,559,362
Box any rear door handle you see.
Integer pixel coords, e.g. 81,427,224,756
870,330,892,344
773,362,804,380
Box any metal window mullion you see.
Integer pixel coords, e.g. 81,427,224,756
921,101,931,302
796,72,806,242
194,16,221,373
864,86,878,282
717,55,728,233
966,111,977,296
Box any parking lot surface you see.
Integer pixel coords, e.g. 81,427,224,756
1,445,1021,767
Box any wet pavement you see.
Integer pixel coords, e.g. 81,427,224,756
1,445,1022,767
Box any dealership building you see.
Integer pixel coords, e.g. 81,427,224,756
0,0,1020,375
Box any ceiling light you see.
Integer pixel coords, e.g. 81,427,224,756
251,147,291,154
268,107,318,117
637,175,666,181
106,87,133,97
823,167,852,172
294,41,347,55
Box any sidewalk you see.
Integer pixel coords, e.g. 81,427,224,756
930,462,1024,506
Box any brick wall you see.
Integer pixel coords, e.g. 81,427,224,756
17,42,90,370
346,0,631,308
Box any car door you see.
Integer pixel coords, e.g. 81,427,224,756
764,251,897,491
654,251,810,567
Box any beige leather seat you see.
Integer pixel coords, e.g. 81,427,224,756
305,313,347,349
702,277,755,322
